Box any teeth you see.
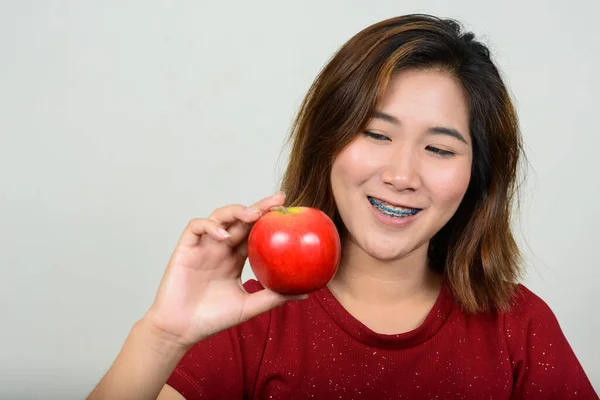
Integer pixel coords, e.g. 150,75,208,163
368,197,420,218
376,200,413,212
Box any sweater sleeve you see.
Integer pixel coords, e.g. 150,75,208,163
165,280,271,399
505,285,598,399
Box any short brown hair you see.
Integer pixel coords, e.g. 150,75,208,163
280,14,525,313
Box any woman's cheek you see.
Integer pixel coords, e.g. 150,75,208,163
345,141,384,176
427,161,471,201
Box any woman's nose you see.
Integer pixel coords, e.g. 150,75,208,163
379,147,421,191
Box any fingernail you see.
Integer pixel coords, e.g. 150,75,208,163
245,207,261,214
215,228,231,239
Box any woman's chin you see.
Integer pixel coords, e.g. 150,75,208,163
342,229,429,263
361,238,415,262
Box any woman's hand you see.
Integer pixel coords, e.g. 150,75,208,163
143,192,304,349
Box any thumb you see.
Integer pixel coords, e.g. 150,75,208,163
241,289,308,320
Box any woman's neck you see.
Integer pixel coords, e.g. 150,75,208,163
326,237,443,334
328,237,442,307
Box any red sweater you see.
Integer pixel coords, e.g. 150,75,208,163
166,280,597,399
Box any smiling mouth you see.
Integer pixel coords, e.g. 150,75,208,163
367,196,422,218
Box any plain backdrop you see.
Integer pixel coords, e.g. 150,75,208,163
1,1,598,398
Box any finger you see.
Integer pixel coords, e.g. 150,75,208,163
248,191,286,213
209,204,263,227
240,289,308,322
206,205,268,248
206,192,285,229
227,192,286,241
179,193,286,250
177,218,231,248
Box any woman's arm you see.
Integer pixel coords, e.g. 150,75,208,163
87,318,189,400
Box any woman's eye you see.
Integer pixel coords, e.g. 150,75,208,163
426,146,455,157
363,131,390,141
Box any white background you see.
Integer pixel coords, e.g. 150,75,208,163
1,1,598,398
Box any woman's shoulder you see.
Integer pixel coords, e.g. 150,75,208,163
498,286,598,395
504,283,558,323
501,283,569,352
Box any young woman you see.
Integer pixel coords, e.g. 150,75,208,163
88,14,598,399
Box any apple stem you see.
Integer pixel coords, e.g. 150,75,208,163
272,205,290,214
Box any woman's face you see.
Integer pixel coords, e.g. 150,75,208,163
330,68,473,262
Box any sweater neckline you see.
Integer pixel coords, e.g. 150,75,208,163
313,280,455,349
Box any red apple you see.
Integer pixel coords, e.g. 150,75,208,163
247,206,341,295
